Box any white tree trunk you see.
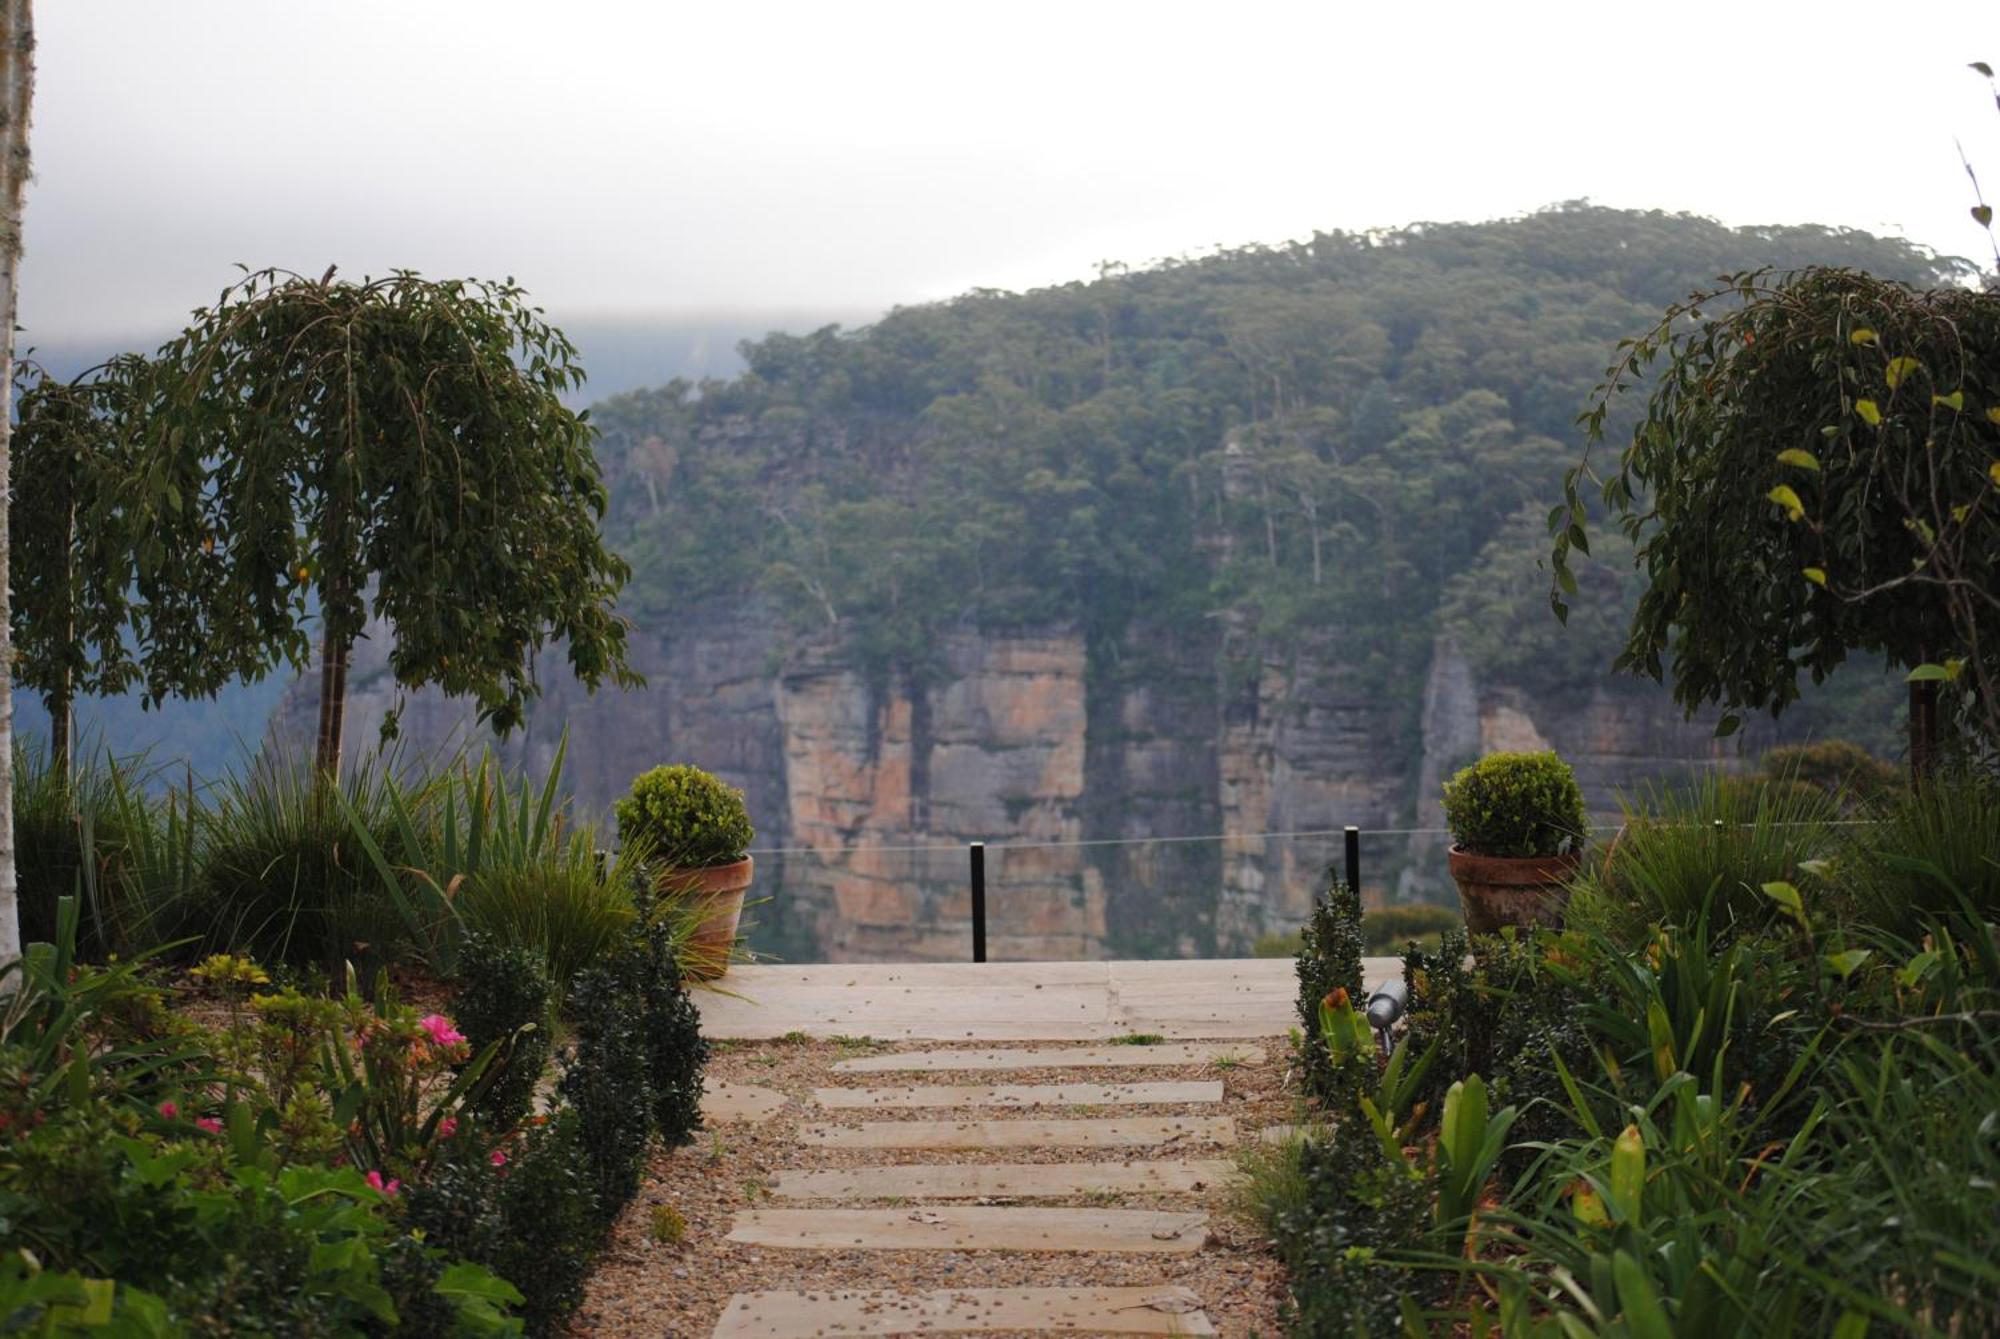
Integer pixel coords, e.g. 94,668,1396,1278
0,0,35,967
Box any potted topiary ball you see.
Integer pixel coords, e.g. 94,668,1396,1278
617,764,756,979
1441,750,1589,933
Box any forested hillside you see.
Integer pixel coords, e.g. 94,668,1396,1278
591,205,1946,739
241,205,1963,959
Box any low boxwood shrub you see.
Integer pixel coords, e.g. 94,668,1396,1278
1271,1130,1435,1336
405,1112,598,1337
557,962,655,1224
1294,864,1365,1103
452,933,554,1132
1441,749,1588,857
615,764,754,869
628,889,709,1147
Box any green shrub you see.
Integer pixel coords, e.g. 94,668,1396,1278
1294,864,1365,1103
11,741,173,957
406,1115,597,1337
1441,750,1588,857
1361,902,1461,952
1759,739,1901,805
1566,771,1839,941
1842,769,2000,935
1271,1127,1435,1336
196,751,422,970
452,934,554,1132
493,1111,601,1335
615,764,753,869
626,894,709,1147
557,963,655,1225
456,854,638,1005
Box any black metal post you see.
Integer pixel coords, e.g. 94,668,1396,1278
1344,825,1361,897
970,841,987,963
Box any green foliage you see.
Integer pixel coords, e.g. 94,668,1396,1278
595,208,1945,722
1441,750,1588,857
1840,768,2000,934
194,750,417,970
140,267,639,764
5,356,161,756
457,859,638,1006
555,963,655,1224
1566,772,1839,940
1558,267,2000,754
0,910,524,1336
404,1115,600,1338
624,889,710,1148
10,740,166,956
450,934,553,1132
1294,864,1366,1102
1362,903,1463,952
1270,1122,1436,1337
615,764,754,869
1757,740,1900,805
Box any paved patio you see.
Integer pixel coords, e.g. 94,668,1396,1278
693,956,1404,1040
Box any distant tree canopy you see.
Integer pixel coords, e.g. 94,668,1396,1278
591,206,1953,739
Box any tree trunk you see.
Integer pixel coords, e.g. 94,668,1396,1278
0,0,36,968
1909,676,1939,787
50,495,70,781
313,621,349,781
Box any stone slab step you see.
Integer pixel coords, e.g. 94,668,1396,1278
812,1080,1222,1110
832,1042,1265,1072
796,1115,1235,1150
770,1158,1238,1200
701,1082,790,1125
725,1206,1208,1253
712,1285,1215,1336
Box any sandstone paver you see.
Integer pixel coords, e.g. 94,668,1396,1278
709,1285,1217,1336
831,1043,1265,1072
725,1206,1209,1253
769,1158,1237,1200
795,1115,1235,1150
810,1080,1222,1110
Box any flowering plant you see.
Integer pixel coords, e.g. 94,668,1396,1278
323,976,506,1181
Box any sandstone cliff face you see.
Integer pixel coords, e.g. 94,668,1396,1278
273,608,1779,962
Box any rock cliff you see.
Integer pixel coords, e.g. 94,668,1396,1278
273,608,1795,963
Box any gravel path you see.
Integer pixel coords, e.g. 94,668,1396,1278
570,1036,1303,1337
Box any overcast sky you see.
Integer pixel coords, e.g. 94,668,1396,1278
23,1,2000,342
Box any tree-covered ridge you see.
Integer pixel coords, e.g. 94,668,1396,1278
590,206,1957,698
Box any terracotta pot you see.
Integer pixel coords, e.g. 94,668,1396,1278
656,855,753,980
1447,847,1581,934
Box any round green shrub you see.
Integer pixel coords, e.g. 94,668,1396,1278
1441,750,1588,858
614,765,753,869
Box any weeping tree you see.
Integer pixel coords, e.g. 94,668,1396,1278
146,267,641,778
1552,266,2000,778
7,356,167,777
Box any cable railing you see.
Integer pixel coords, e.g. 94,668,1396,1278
740,816,1881,964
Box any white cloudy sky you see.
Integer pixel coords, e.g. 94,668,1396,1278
23,0,2000,340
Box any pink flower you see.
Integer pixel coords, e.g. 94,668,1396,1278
366,1170,401,1197
157,1101,179,1120
418,1014,467,1048
489,1149,508,1168
437,1116,459,1139
195,1117,223,1135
